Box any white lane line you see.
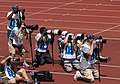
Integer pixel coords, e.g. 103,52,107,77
51,71,120,81
26,18,120,25
111,0,120,1
0,21,7,25
101,64,120,68
0,0,81,26
0,55,119,69
1,17,119,25
0,5,120,13
26,0,83,17
1,11,120,19
93,25,120,35
0,16,120,25
1,24,120,33
1,1,120,7
104,37,120,41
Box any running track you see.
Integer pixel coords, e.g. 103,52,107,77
0,0,120,84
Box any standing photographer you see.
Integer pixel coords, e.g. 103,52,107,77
9,21,30,68
7,5,25,56
7,4,25,38
33,27,53,67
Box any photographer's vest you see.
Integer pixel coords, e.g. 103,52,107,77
5,64,15,79
7,11,22,30
37,36,49,53
63,42,76,60
38,41,48,52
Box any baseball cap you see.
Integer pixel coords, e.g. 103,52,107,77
87,34,95,39
12,5,18,10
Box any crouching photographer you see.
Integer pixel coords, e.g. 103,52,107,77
33,27,54,67
61,33,80,72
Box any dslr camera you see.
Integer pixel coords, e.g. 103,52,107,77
95,36,107,44
47,29,62,35
68,35,73,40
26,25,39,30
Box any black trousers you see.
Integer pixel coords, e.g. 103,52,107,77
33,51,53,66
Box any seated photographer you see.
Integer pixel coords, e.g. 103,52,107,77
33,27,53,67
0,55,33,84
61,33,80,72
74,34,99,82
8,21,30,68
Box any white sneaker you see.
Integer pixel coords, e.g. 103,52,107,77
23,62,30,68
74,70,83,81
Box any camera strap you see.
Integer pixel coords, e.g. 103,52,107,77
18,11,21,21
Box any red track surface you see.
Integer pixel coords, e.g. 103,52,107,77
0,0,120,84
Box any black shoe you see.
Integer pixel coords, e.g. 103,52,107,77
99,56,111,62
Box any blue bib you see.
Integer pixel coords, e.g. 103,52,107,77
65,42,75,55
9,18,20,29
39,41,48,50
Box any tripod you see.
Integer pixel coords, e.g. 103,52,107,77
96,42,101,82
51,34,54,66
29,30,35,70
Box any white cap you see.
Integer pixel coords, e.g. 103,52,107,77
76,34,82,37
61,31,68,36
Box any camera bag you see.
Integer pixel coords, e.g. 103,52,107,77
30,70,53,82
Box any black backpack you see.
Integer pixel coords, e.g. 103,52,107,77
30,70,53,82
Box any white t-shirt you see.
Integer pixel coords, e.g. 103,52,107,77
7,11,22,30
79,42,97,70
35,33,51,52
9,27,29,46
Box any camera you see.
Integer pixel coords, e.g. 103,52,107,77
19,9,25,12
76,33,85,40
68,35,73,40
47,29,62,35
26,25,39,30
95,36,107,44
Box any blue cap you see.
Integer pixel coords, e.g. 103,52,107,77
87,34,95,39
12,5,18,10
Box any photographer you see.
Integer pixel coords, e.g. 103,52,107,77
76,34,110,63
0,56,33,84
75,33,87,59
61,33,80,72
74,34,99,82
9,21,30,68
7,5,26,58
7,4,25,38
58,31,68,58
33,27,53,67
